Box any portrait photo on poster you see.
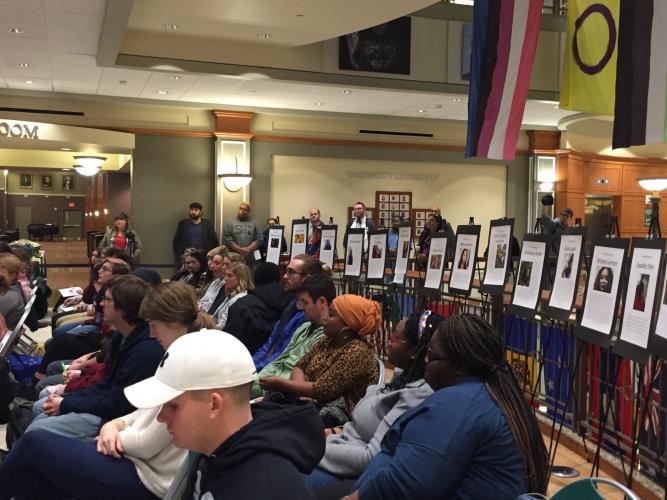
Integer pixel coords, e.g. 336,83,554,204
265,226,284,265
367,232,387,280
449,230,479,294
319,226,337,268
548,233,584,313
424,235,447,290
392,223,412,284
483,222,512,287
344,231,364,277
290,220,308,258
511,239,547,312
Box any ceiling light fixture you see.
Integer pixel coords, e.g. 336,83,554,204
8,27,24,34
158,90,168,95
17,63,29,68
62,168,72,171
418,109,426,113
168,75,181,80
25,80,33,84
638,177,667,193
340,90,351,95
257,33,271,39
220,157,252,192
452,97,462,103
163,24,179,30
73,155,106,176
314,101,324,106
60,147,72,151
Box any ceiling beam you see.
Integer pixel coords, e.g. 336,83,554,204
97,0,136,67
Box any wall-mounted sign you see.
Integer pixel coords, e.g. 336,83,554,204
0,121,38,139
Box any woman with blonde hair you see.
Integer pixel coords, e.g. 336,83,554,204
211,261,253,330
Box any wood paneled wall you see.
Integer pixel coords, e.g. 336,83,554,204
555,151,667,238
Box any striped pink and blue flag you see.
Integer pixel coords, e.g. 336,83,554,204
465,0,544,160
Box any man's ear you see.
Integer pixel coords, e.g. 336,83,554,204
209,391,225,420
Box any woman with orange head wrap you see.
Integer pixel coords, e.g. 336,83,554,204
260,294,380,427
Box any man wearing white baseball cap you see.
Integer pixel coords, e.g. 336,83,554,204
125,329,325,500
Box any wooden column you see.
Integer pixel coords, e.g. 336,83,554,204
83,172,108,233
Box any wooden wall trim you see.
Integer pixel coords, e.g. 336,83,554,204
108,127,214,138
527,130,561,152
570,149,667,167
214,132,254,140
213,109,255,136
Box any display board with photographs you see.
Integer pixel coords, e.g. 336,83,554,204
576,238,629,347
319,224,338,269
544,228,586,322
366,230,388,283
616,238,665,362
650,253,667,358
480,218,515,295
344,228,365,277
376,191,411,229
448,225,481,296
411,207,433,239
392,221,413,285
290,219,308,259
423,233,448,292
508,234,549,319
265,225,285,265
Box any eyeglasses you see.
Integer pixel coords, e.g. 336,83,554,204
285,268,305,277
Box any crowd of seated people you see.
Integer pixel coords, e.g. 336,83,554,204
0,202,551,500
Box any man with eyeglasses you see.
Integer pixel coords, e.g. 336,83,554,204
252,254,325,371
26,275,164,439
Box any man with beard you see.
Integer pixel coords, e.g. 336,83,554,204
223,201,263,268
173,202,219,266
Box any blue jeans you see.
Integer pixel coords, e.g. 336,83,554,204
53,322,98,337
0,429,158,500
305,467,349,490
25,411,102,440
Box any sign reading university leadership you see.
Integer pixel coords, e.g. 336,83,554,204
0,120,38,140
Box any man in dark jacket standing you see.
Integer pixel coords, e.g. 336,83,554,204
173,202,219,265
26,275,164,439
125,329,324,500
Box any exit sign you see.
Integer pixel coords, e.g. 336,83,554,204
67,202,75,208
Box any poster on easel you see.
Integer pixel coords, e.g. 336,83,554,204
576,238,629,347
392,222,413,285
423,233,448,291
344,229,364,277
480,218,514,295
448,225,480,296
319,225,337,269
367,230,388,283
649,253,667,359
507,234,548,319
544,228,586,322
290,219,308,258
265,225,285,265
616,238,665,362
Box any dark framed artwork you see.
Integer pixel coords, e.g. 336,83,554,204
19,174,32,188
339,17,411,75
40,174,54,190
62,174,75,191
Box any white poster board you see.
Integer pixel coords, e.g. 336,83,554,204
580,245,626,335
319,225,337,268
483,223,512,287
511,239,547,310
449,233,478,292
290,220,308,258
367,232,387,280
344,231,364,277
392,224,412,284
424,235,448,290
548,233,584,312
265,226,284,265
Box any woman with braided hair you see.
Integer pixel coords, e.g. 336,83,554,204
348,313,549,500
307,310,444,490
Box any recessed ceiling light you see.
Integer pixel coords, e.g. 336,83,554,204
340,90,351,95
314,101,324,106
418,109,426,113
25,80,33,84
168,75,181,80
158,90,168,95
163,24,179,30
257,33,271,39
62,168,72,171
452,97,462,103
17,63,29,68
119,80,127,85
8,27,24,34
60,147,72,151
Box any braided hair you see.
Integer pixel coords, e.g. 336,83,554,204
434,314,549,494
382,310,445,393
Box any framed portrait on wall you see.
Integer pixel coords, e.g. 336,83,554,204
62,174,75,191
19,174,32,188
41,174,54,190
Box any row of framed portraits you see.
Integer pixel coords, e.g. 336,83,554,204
18,173,76,190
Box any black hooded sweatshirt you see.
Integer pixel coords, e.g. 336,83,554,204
224,282,291,354
184,399,325,500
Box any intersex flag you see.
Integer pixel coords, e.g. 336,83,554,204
613,0,667,148
560,0,620,116
465,0,544,160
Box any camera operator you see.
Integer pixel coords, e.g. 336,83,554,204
540,194,573,255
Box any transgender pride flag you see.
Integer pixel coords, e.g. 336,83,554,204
465,0,544,160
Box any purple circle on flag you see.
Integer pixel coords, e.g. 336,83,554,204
572,4,616,75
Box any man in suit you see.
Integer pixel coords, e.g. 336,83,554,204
343,201,376,254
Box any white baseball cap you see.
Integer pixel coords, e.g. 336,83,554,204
124,329,257,409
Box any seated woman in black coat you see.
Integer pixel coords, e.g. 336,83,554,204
171,248,207,291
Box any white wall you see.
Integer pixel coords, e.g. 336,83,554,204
271,155,506,256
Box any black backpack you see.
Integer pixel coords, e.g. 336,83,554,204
5,397,35,449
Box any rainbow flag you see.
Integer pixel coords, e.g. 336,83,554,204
465,0,544,160
613,0,667,148
560,0,620,116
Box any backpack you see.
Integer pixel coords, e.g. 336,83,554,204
5,397,35,449
0,359,12,424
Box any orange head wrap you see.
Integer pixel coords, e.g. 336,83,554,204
332,294,381,337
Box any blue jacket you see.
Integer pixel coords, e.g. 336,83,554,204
59,323,164,419
252,299,306,371
356,378,526,500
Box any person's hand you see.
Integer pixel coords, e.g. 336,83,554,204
0,313,7,341
63,369,81,383
46,384,66,396
86,305,94,316
63,295,82,307
43,395,63,416
259,376,284,391
96,420,125,458
237,247,250,257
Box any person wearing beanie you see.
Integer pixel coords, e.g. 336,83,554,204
260,294,380,427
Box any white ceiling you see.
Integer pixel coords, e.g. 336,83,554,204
0,0,575,128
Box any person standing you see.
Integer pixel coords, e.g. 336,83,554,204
540,195,573,255
173,202,219,265
344,201,376,253
223,202,262,268
100,212,143,262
